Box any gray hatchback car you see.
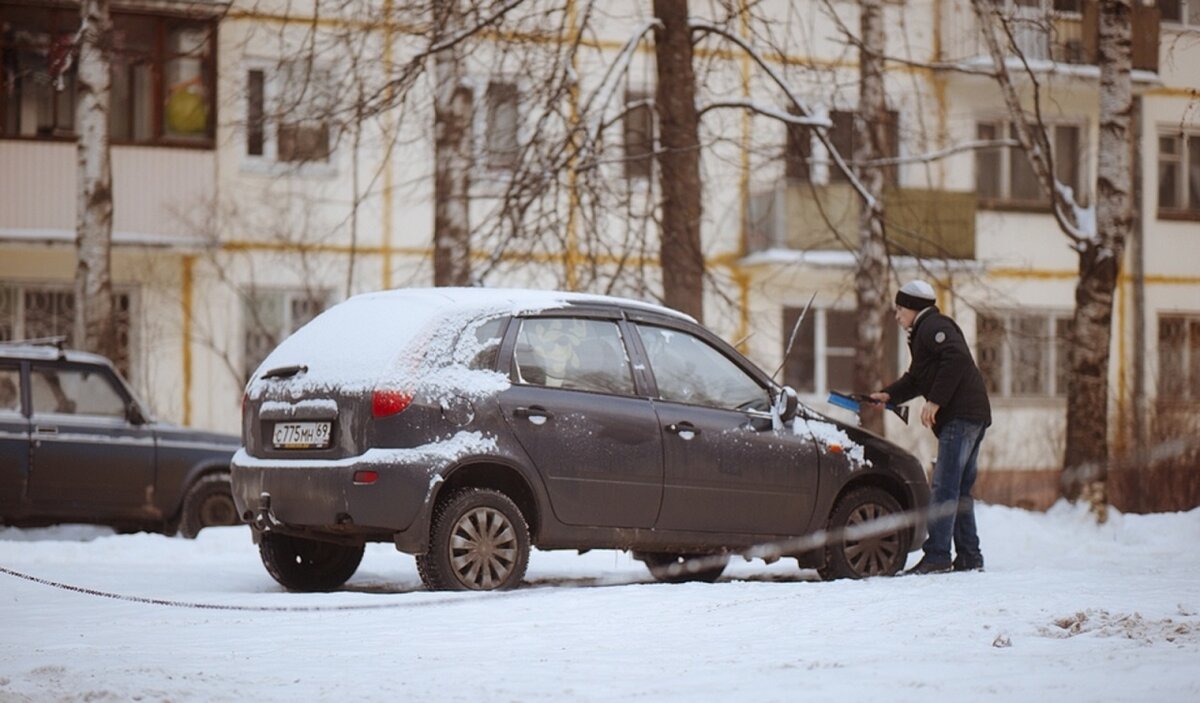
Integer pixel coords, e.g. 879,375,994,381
232,288,929,591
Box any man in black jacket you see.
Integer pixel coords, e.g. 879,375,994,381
870,280,991,575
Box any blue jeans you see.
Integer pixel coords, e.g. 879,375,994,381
923,418,987,564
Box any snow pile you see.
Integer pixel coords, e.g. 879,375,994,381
0,502,1198,701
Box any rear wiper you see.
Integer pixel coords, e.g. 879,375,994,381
260,364,308,380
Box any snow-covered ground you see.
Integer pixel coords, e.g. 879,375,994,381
1,502,1198,702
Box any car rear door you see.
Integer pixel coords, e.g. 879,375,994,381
26,362,156,519
0,362,29,517
631,321,820,536
496,313,663,528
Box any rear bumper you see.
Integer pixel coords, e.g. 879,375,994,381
230,448,437,536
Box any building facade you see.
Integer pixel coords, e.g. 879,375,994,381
1,0,1197,509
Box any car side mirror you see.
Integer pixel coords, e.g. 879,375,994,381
774,386,799,424
127,402,147,425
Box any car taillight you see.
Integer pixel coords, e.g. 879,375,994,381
372,389,412,418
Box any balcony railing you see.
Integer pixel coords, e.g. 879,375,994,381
747,183,977,260
939,1,1159,74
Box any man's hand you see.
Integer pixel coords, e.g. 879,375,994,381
920,401,940,428
868,392,890,406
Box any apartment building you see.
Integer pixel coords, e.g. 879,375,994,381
1,0,1196,509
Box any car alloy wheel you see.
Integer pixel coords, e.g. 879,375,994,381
818,486,908,580
417,488,530,591
842,501,902,577
449,506,519,589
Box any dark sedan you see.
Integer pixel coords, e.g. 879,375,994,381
0,340,240,537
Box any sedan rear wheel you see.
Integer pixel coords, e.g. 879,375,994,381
417,488,530,591
178,473,239,539
818,487,908,580
259,533,365,592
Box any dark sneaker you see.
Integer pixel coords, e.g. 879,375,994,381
953,554,985,572
905,558,953,576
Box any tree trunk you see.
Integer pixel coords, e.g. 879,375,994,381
433,1,473,287
853,0,888,434
653,0,705,322
1062,0,1134,518
74,0,117,360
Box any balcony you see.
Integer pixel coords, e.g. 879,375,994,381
939,1,1160,74
0,140,215,246
746,182,977,260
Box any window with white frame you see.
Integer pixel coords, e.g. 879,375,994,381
781,307,899,396
1158,315,1200,404
977,311,1073,398
245,60,334,164
1157,131,1200,215
242,289,329,382
623,89,654,180
1158,0,1200,27
0,283,134,377
976,121,1085,207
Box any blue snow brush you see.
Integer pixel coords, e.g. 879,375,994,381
827,390,910,425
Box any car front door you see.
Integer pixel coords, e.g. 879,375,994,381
26,363,157,520
0,362,29,517
632,322,820,536
497,315,663,528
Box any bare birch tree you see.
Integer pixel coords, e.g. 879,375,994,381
971,0,1135,516
433,0,474,287
74,0,118,360
852,0,889,434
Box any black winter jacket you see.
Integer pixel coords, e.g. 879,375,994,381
881,306,991,436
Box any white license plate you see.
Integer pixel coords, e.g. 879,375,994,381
272,421,332,449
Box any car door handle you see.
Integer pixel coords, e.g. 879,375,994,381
34,426,58,435
665,422,700,440
513,406,553,425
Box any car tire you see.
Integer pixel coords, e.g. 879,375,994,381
259,533,365,592
178,473,239,539
637,552,728,583
818,486,909,580
416,488,530,591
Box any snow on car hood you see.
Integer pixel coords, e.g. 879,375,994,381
245,287,686,401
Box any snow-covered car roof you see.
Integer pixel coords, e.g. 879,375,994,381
247,287,690,394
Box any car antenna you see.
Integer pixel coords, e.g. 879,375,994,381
771,290,817,384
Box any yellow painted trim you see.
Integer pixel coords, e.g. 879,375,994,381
1142,86,1200,99
181,255,195,427
225,8,929,78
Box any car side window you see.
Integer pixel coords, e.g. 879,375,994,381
0,366,20,414
30,366,126,418
635,323,768,411
512,317,635,396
